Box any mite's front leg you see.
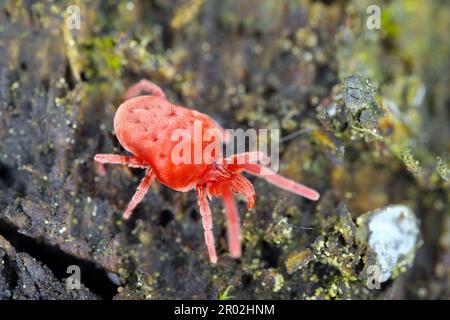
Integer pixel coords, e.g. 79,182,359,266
196,187,218,264
240,163,320,201
221,187,242,258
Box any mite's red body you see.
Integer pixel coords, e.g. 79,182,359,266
95,79,320,263
114,95,220,191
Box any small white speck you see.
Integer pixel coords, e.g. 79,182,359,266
126,2,135,11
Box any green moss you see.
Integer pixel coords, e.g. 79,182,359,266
218,285,234,300
264,217,292,245
436,156,449,182
400,149,422,176
285,248,314,275
81,36,124,80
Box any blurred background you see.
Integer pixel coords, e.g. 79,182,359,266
0,0,448,299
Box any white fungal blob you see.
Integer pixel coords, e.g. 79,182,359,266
367,205,419,282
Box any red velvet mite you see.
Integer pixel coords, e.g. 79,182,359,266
95,79,320,263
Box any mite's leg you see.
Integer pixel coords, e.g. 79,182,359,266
94,154,150,169
221,187,242,258
95,162,107,176
196,187,218,264
238,163,320,201
123,169,155,220
123,79,166,100
222,151,270,167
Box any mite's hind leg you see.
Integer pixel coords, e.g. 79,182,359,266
123,169,155,220
123,79,166,100
94,154,154,219
95,162,107,176
94,154,150,169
